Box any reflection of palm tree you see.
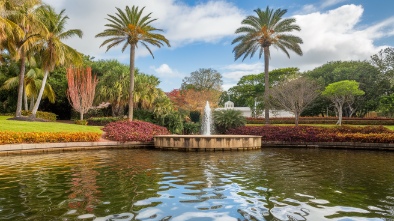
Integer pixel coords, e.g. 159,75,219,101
96,6,170,121
30,5,83,119
232,7,303,124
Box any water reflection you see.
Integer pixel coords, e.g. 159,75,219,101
0,149,393,220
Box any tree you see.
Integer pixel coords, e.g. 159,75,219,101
322,80,365,125
306,61,390,116
4,0,46,118
181,68,223,91
270,77,320,126
226,67,300,116
377,94,394,118
66,67,98,120
95,5,170,121
370,47,394,82
232,7,303,124
30,5,83,119
93,59,129,117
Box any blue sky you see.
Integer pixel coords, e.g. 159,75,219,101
43,0,394,92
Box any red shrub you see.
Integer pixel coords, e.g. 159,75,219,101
102,120,170,142
227,125,394,143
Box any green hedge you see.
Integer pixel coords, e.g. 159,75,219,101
246,117,394,125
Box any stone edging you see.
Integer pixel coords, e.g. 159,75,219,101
262,141,394,151
0,141,154,156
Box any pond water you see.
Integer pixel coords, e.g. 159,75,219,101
0,148,393,221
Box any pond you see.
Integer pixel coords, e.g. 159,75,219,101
0,148,393,221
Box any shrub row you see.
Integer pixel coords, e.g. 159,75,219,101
0,132,101,144
21,110,57,121
103,120,170,142
226,126,394,143
87,117,122,126
246,117,394,125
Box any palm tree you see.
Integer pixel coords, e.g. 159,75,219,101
30,5,83,119
95,5,170,121
4,0,45,118
232,7,303,124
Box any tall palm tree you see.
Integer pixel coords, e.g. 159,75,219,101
4,0,45,118
232,7,303,124
96,5,170,121
30,5,83,119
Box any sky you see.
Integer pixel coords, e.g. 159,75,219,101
42,0,394,92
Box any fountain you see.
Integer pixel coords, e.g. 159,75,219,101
154,102,261,151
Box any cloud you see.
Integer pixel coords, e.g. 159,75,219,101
267,4,394,72
220,62,264,90
152,64,183,78
42,0,244,61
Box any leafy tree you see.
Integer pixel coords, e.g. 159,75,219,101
306,61,390,116
225,67,300,116
96,5,170,121
181,68,223,91
4,0,46,118
232,7,303,124
370,47,394,81
322,80,365,125
377,94,394,118
213,109,246,134
270,77,320,126
66,67,98,120
30,5,83,119
93,59,130,117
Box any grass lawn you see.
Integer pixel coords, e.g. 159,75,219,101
0,116,103,133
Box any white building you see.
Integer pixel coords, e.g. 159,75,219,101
215,101,294,118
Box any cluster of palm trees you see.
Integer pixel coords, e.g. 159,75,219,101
0,0,82,119
2,1,303,124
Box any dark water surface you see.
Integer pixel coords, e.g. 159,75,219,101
0,148,393,221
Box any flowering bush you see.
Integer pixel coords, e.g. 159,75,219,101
103,120,170,142
0,132,101,144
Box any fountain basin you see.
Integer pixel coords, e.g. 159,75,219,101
154,135,262,151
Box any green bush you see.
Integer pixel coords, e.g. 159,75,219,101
159,112,184,134
74,120,88,125
190,111,201,123
183,122,200,135
213,109,246,134
87,117,122,126
21,110,57,121
134,108,155,122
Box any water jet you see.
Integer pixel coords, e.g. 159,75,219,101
154,102,261,151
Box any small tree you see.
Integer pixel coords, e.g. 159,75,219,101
270,77,320,126
322,80,365,125
66,67,98,120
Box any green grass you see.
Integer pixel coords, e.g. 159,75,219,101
0,116,103,133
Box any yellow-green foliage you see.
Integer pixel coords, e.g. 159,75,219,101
0,132,101,144
21,110,57,121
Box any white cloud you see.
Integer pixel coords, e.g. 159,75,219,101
42,0,244,59
321,0,348,8
268,4,394,72
220,62,265,90
152,64,183,78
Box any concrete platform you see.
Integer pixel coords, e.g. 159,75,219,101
154,135,262,151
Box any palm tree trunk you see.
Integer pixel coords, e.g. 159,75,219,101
30,70,49,119
15,51,26,118
29,96,34,111
23,82,28,111
264,46,270,124
128,44,136,121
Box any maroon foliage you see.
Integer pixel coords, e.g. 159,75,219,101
227,125,394,143
103,120,170,142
